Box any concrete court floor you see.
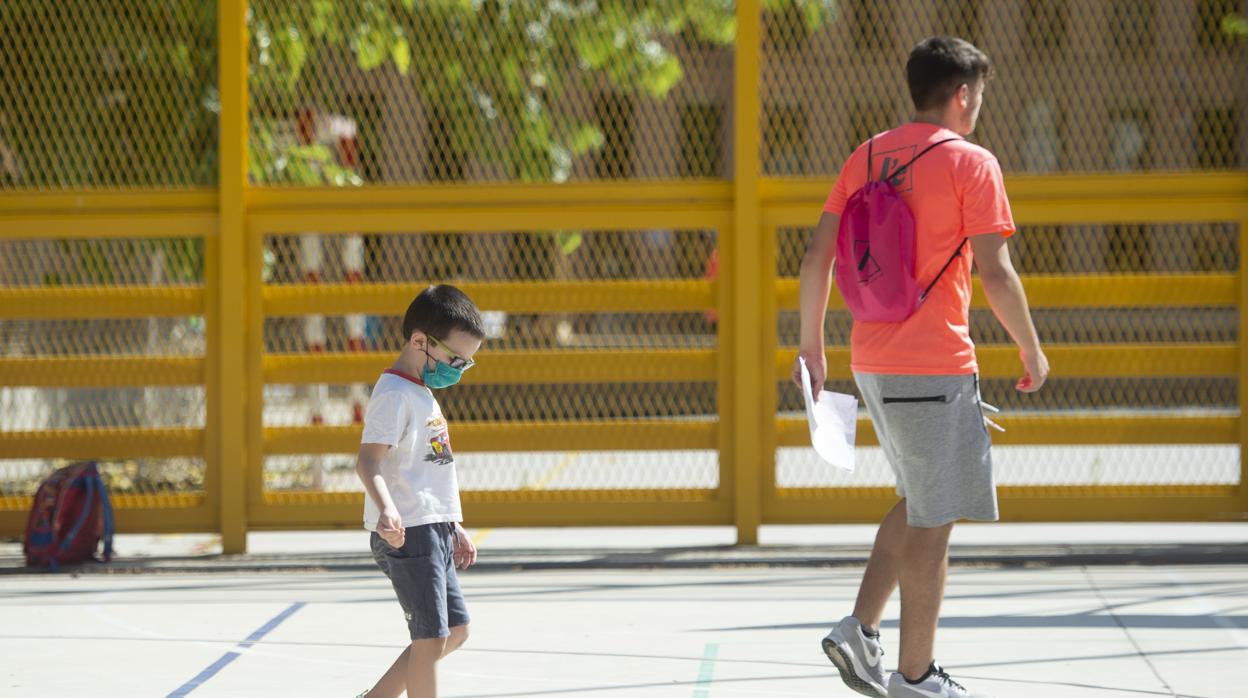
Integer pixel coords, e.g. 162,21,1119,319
2,563,1246,698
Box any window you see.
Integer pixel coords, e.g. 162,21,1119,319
679,104,724,178
1107,107,1150,171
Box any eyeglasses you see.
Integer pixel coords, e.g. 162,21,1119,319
428,334,476,370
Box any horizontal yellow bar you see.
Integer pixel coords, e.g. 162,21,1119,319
0,493,204,512
0,189,218,213
760,172,1248,211
775,413,1236,446
262,487,718,508
265,420,717,455
250,204,731,235
0,212,218,240
0,428,204,459
762,199,1247,228
763,486,1243,524
264,280,715,315
0,286,204,319
0,356,204,387
251,181,733,210
247,495,730,529
773,344,1237,381
264,349,716,385
776,274,1236,310
0,502,215,537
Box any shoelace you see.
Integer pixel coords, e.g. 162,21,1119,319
932,664,966,692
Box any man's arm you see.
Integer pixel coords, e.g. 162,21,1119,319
793,211,840,395
969,233,1049,392
355,442,405,546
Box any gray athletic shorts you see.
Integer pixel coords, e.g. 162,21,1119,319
370,522,470,640
854,372,998,528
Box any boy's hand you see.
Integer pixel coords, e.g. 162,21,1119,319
792,348,827,398
452,524,477,570
378,507,405,548
1017,347,1049,393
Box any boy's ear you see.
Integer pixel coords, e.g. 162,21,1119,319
408,330,426,348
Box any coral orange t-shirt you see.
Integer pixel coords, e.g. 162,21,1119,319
823,122,1015,375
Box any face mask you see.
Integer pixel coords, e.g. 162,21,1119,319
421,352,464,389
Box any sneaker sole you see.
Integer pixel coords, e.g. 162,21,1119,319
822,637,887,698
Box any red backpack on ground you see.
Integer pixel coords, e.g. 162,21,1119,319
834,137,965,323
24,461,115,569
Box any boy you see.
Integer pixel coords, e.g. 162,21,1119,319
794,37,1049,698
356,284,484,698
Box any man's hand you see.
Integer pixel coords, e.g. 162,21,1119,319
452,524,477,570
1017,347,1049,393
378,507,405,548
792,348,827,399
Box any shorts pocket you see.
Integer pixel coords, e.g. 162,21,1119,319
882,395,947,404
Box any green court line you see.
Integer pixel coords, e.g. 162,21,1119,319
692,642,719,697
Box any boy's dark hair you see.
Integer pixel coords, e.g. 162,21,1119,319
402,284,485,343
906,36,992,112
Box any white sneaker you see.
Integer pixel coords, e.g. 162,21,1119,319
887,663,989,697
821,615,887,697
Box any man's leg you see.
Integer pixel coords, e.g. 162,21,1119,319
406,637,449,698
896,521,954,680
852,499,908,632
363,647,411,698
442,624,469,658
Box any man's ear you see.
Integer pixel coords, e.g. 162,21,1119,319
955,83,972,109
408,330,427,349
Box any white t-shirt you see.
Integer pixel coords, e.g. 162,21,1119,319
360,369,463,531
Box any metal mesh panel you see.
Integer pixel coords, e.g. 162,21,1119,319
0,236,207,498
0,1,218,189
243,1,828,183
262,228,718,492
761,0,1248,175
774,222,1240,488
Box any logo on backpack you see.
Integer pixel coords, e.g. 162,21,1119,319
23,461,115,570
834,137,966,323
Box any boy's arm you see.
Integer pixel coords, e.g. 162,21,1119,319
793,211,840,395
355,442,405,546
969,233,1049,393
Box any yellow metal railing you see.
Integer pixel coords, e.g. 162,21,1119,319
2,1,1246,551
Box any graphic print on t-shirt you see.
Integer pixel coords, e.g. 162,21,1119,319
424,415,454,465
873,144,919,192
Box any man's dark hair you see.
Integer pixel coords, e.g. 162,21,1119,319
402,284,485,342
906,36,992,112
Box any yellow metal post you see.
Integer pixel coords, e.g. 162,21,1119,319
731,0,763,544
215,0,249,553
1241,213,1248,519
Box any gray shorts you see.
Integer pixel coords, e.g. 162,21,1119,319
370,523,469,640
854,372,998,528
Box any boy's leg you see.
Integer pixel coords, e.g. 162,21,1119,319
896,521,953,680
406,637,449,698
851,498,908,631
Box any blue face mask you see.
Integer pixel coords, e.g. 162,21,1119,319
421,357,464,389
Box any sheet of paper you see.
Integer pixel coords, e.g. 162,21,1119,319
799,357,858,472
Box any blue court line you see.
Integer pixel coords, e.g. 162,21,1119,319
692,642,719,697
166,602,306,697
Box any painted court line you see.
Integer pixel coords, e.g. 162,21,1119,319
692,642,719,697
165,601,306,697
